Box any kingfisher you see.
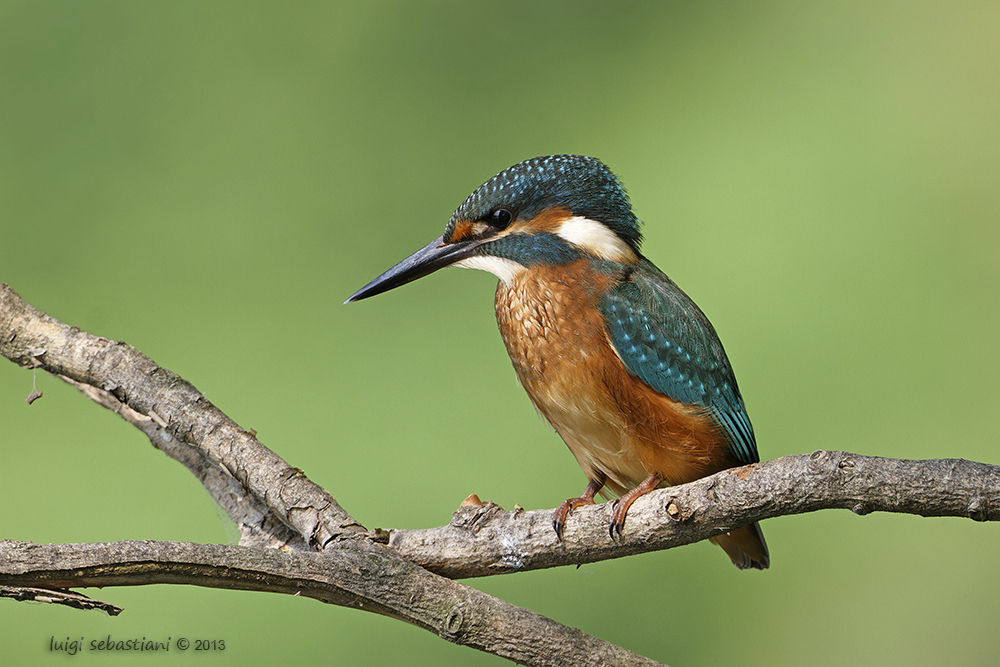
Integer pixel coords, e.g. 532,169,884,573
346,155,769,570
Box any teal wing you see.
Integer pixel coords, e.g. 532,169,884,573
599,259,758,464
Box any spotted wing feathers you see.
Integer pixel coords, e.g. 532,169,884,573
599,260,758,464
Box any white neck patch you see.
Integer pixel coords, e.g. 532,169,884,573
453,255,526,286
556,216,637,263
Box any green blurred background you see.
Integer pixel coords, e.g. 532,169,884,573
2,1,998,665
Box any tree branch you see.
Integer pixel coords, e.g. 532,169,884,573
0,283,360,550
0,539,661,667
4,282,998,663
0,282,665,667
0,585,123,616
388,452,1000,577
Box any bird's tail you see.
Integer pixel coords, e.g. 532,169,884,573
710,521,769,570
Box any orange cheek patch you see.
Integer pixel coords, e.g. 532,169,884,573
446,220,476,243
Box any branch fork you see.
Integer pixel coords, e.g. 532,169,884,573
2,282,998,667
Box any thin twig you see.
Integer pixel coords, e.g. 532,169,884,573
0,585,123,616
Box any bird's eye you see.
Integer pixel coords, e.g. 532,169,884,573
489,209,513,229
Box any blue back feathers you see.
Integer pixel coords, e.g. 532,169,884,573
447,155,643,250
599,260,759,464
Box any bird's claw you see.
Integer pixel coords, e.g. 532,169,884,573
552,494,600,541
552,499,572,541
552,475,608,541
609,498,626,539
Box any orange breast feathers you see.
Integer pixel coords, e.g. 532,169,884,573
494,260,738,496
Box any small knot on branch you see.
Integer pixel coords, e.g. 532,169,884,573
450,500,504,532
459,494,484,508
441,605,465,637
967,496,990,522
666,497,693,522
807,450,832,474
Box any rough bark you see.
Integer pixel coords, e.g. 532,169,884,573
388,451,999,578
0,539,659,667
3,282,998,666
0,283,663,667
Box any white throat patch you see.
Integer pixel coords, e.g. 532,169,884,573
556,216,637,263
453,255,526,286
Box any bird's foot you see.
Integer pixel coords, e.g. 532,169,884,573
608,473,662,539
552,474,606,540
553,496,595,540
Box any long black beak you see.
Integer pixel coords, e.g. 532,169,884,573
345,235,481,303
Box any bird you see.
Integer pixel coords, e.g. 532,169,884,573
346,155,769,570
